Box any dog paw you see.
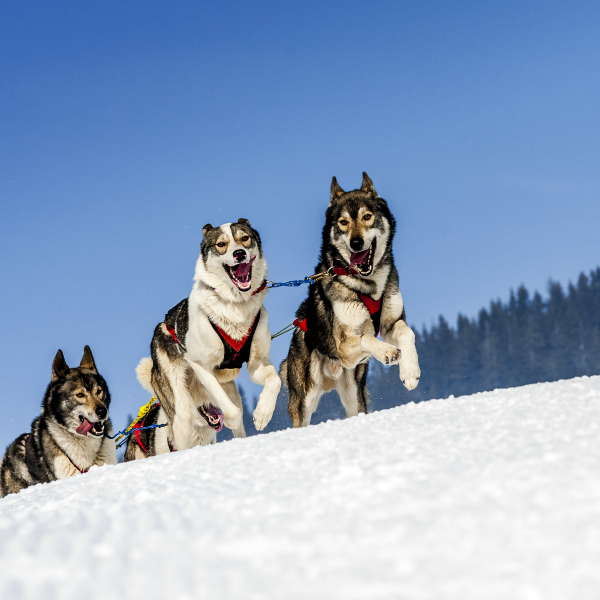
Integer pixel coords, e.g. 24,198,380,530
372,342,401,366
400,358,421,390
253,394,276,431
223,407,242,430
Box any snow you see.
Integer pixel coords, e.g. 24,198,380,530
1,377,600,600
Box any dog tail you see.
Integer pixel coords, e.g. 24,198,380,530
135,357,154,394
279,358,288,387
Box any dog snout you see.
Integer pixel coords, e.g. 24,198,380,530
350,236,364,252
233,249,247,263
95,405,107,420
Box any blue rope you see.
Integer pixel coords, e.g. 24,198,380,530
107,423,167,449
267,276,316,288
267,271,331,289
105,423,167,440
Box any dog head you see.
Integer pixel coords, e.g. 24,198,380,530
195,219,267,300
43,346,111,438
324,172,396,276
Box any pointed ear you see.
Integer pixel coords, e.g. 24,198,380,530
202,223,213,236
330,176,345,204
51,350,70,382
237,218,250,227
361,172,376,194
79,345,97,372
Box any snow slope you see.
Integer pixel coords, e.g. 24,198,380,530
1,377,600,600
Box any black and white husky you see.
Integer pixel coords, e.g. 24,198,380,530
0,346,117,497
125,219,280,460
281,173,420,427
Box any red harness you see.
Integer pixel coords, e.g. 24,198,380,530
133,416,150,455
293,265,382,335
165,280,267,353
294,293,382,335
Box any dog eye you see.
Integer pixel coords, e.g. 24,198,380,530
76,392,85,398
363,214,373,221
96,389,103,396
241,235,250,242
339,219,348,227
216,242,227,248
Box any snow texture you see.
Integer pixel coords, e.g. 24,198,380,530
1,376,599,600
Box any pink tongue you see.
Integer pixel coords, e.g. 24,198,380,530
232,255,256,278
205,406,224,432
76,418,94,436
350,248,370,266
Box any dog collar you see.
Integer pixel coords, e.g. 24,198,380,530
331,265,360,276
67,454,89,474
252,279,268,295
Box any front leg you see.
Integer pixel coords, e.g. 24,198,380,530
385,320,420,390
338,334,400,368
221,381,246,438
247,308,281,431
185,359,242,430
248,361,281,431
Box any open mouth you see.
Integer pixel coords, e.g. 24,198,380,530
224,255,256,291
349,239,376,276
198,405,224,431
76,416,105,437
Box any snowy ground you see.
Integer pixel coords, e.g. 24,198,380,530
1,377,599,600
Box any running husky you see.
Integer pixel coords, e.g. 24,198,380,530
126,218,280,460
280,173,420,427
0,346,117,498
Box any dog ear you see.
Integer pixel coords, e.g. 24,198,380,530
79,345,97,372
237,218,250,227
330,176,345,204
361,172,377,194
51,350,70,382
202,224,213,236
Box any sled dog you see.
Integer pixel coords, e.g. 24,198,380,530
126,218,280,460
0,346,117,497
280,173,421,427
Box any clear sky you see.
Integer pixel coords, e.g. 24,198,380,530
1,1,599,449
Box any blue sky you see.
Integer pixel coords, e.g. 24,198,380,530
1,1,599,448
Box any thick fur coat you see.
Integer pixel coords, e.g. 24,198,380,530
126,219,280,459
281,173,421,427
0,346,117,497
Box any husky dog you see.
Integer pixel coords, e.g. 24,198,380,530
0,346,117,498
126,218,280,460
280,173,421,427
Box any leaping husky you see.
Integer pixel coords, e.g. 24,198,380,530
126,218,280,460
280,173,420,427
0,346,117,497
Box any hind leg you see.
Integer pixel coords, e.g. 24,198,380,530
221,381,246,438
289,384,323,428
335,362,369,418
152,350,204,452
336,367,360,418
302,386,324,427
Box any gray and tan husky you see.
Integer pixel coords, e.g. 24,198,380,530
0,346,117,498
125,218,280,460
280,173,420,427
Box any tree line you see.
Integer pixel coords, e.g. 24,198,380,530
369,266,600,410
